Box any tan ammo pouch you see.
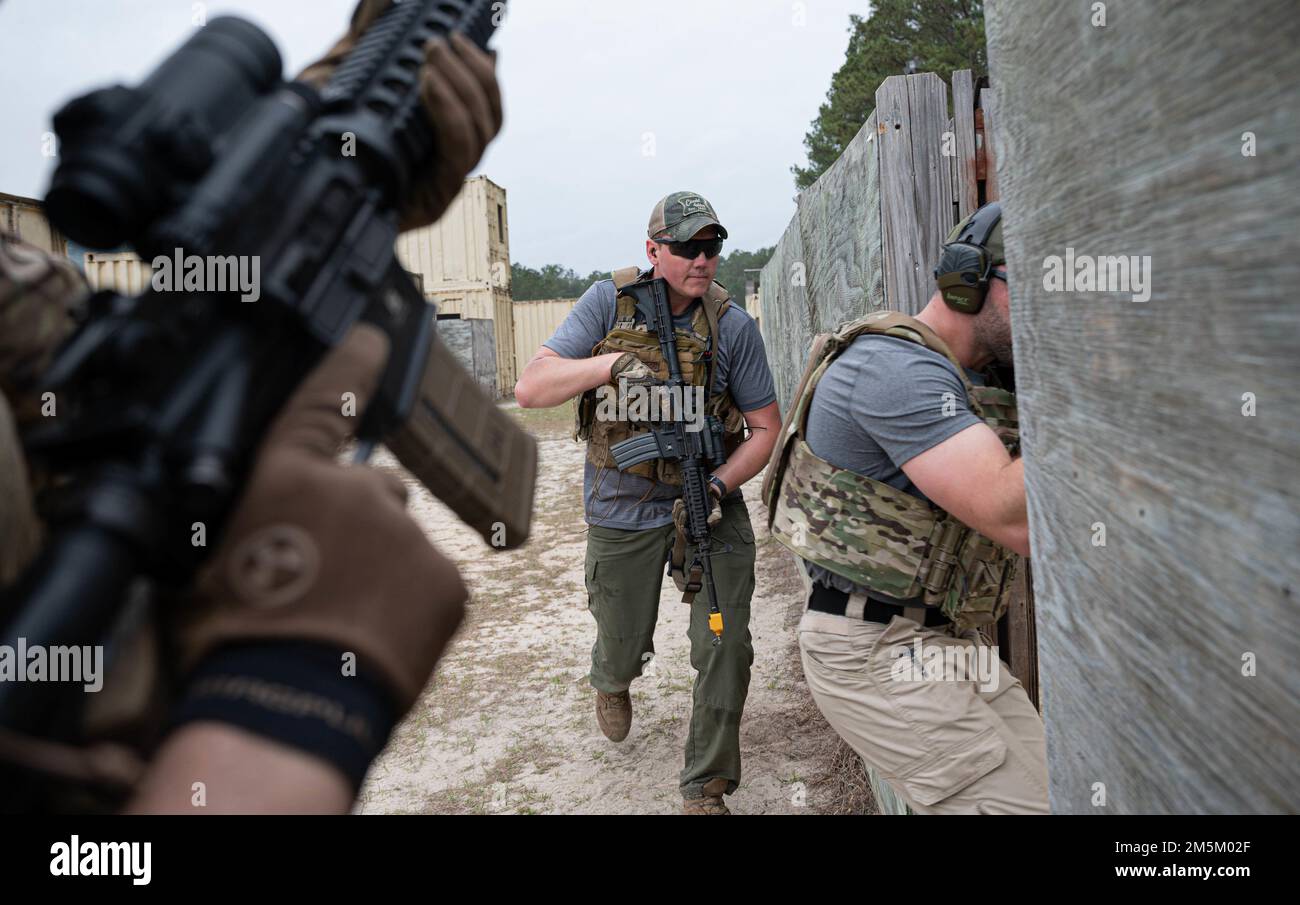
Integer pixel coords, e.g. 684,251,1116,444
763,310,1020,631
667,493,726,604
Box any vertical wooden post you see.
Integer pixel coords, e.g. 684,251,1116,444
979,88,1001,202
876,73,954,315
951,70,979,219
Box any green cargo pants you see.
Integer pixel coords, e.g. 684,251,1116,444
584,497,756,799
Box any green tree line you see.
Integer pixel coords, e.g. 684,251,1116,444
792,0,987,190
512,247,775,304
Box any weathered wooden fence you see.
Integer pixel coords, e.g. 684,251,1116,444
986,0,1299,813
758,67,1038,814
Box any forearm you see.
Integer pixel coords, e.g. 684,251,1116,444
712,424,777,494
980,458,1030,557
124,722,352,814
515,351,621,408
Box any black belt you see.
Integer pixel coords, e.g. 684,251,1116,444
808,582,950,628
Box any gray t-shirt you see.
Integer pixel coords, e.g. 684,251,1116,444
802,333,985,596
544,278,777,529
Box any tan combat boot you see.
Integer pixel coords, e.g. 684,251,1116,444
682,777,730,815
595,689,632,742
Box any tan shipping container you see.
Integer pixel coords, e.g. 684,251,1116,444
82,251,152,295
396,175,510,293
511,297,578,381
68,176,522,395
1,192,68,257
81,255,427,301
397,175,516,396
427,285,517,395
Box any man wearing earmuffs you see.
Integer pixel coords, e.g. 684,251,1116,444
761,202,1049,813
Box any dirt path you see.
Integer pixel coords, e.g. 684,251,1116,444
357,402,860,815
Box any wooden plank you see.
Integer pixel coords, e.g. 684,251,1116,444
868,771,912,815
760,110,884,410
986,0,1300,813
970,78,1038,706
877,74,954,315
1000,562,1039,709
757,206,810,411
952,69,978,218
797,110,886,336
946,114,956,224
907,72,955,244
979,87,1001,201
875,76,922,314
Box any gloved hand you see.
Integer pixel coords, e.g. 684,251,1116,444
609,352,656,384
177,323,467,715
610,352,664,422
297,0,504,232
672,480,723,535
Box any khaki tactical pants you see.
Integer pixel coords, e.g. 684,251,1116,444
799,607,1049,814
585,498,756,798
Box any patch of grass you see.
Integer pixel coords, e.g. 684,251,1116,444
642,712,682,742
408,734,564,815
506,399,575,438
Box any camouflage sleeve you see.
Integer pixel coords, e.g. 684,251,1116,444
0,232,86,410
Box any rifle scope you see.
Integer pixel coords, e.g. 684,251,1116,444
44,17,283,251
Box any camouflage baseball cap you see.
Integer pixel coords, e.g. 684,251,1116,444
647,191,728,242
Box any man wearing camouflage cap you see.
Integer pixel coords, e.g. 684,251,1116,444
762,202,1049,813
516,191,781,814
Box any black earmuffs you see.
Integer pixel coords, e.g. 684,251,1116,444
933,202,1002,314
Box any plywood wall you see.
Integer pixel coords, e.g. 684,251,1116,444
986,0,1300,814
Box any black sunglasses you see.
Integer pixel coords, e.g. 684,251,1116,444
656,237,724,260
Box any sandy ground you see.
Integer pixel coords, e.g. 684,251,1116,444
356,402,859,815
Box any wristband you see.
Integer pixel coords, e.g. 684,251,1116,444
708,475,728,498
170,641,399,792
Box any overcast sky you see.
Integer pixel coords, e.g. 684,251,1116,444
0,0,866,272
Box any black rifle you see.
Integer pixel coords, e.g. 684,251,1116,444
0,1,535,734
608,278,729,645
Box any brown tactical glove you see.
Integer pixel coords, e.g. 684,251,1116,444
609,352,654,383
668,482,723,603
179,323,466,706
297,0,503,232
672,481,723,535
171,324,466,785
610,352,667,423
